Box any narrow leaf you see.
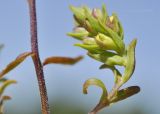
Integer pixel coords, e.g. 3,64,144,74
88,51,125,66
122,39,137,83
0,52,34,78
75,43,102,53
69,5,86,24
110,86,140,103
115,14,124,39
1,96,11,101
101,4,108,24
98,20,125,55
43,56,83,66
83,78,108,101
67,32,88,40
0,95,12,114
0,80,17,95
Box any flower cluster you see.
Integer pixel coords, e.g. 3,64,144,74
68,4,140,114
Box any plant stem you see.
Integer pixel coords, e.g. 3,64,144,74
108,83,121,100
27,0,50,114
89,83,122,114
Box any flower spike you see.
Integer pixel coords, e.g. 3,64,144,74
68,4,140,114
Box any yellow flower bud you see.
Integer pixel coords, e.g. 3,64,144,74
83,37,97,45
95,33,118,51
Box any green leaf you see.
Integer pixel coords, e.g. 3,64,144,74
88,52,126,66
110,86,140,103
101,4,108,24
43,56,83,66
98,21,125,55
69,5,87,25
67,32,87,40
0,80,17,95
74,43,102,53
84,20,97,35
83,78,108,101
116,15,124,39
0,52,34,78
122,39,137,83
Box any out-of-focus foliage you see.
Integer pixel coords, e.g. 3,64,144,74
0,78,16,114
0,52,34,78
0,45,17,114
43,56,83,66
6,99,146,114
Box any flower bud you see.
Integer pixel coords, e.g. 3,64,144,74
106,15,118,32
83,37,97,45
92,8,103,19
106,14,124,39
67,27,89,40
73,27,86,33
95,33,118,51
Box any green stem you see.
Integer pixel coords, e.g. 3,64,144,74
89,83,122,114
108,83,122,100
27,0,50,114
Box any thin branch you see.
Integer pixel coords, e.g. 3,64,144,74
27,0,50,114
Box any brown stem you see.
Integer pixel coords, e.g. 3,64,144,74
89,98,109,114
108,81,123,101
27,0,50,114
89,83,123,114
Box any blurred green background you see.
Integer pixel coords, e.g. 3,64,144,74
0,0,159,114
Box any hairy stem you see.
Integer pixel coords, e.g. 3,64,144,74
27,0,50,114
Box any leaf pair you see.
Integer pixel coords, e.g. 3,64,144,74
0,51,83,79
0,48,83,114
